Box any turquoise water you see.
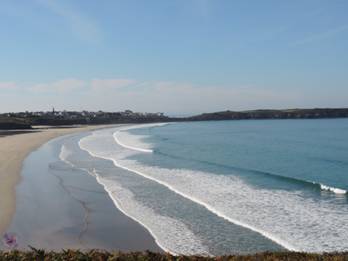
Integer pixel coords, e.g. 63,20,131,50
64,119,348,255
132,119,348,192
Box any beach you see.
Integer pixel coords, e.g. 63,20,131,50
2,120,348,255
0,126,108,236
1,125,161,252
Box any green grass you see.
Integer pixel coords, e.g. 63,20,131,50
0,249,347,261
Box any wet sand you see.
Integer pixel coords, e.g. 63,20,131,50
0,126,110,236
1,126,161,252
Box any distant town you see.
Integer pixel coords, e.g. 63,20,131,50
1,108,348,129
0,109,171,129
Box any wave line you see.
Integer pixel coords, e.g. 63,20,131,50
79,136,298,252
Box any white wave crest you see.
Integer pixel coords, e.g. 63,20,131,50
94,171,210,256
78,128,210,256
320,184,347,194
78,128,297,252
79,126,348,253
113,123,169,153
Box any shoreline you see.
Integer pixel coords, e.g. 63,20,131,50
4,126,161,252
0,125,113,235
111,125,294,252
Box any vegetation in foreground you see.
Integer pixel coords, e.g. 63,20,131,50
0,249,347,261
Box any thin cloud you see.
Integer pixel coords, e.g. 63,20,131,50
91,79,137,90
31,79,85,92
291,24,348,46
86,80,299,114
3,77,342,113
0,82,17,90
36,0,102,43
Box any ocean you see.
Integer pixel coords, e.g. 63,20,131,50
18,119,348,255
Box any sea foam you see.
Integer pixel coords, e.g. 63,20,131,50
94,172,210,256
319,184,347,194
79,125,348,253
78,128,210,256
114,123,169,153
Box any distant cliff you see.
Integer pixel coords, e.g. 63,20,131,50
187,108,348,121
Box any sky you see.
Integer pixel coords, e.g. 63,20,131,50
0,0,347,114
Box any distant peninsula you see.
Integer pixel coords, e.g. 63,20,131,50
186,108,348,121
1,108,348,130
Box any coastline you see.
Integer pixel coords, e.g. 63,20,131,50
5,129,161,251
78,124,284,255
0,125,112,235
4,120,347,254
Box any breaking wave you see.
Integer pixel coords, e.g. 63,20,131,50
114,123,169,153
319,184,347,194
78,124,348,253
75,128,210,256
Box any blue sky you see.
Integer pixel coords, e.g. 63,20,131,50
0,0,347,114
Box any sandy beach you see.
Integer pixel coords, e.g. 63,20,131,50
0,126,109,236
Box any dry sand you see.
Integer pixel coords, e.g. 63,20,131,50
0,125,111,235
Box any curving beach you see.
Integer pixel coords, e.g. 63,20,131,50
0,126,111,236
1,125,162,252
